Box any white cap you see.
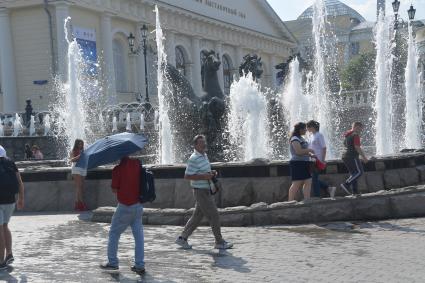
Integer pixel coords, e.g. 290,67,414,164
0,145,6,158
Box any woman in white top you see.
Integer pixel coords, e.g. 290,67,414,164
70,139,88,211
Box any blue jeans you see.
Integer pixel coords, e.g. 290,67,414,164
312,172,329,197
107,203,144,268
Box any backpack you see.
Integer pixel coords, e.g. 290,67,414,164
0,159,19,195
139,163,156,203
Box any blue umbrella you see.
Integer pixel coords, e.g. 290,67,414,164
76,132,148,170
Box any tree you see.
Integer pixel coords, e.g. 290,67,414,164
340,52,376,91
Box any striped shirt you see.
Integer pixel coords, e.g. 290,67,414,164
185,150,211,189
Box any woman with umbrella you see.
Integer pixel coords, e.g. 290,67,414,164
70,139,88,211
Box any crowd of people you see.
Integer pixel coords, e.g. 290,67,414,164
0,122,369,274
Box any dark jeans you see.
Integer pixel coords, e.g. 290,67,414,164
312,172,328,197
342,157,364,194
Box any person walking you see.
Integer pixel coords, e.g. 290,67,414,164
175,135,233,250
70,139,88,211
340,122,369,196
306,120,336,198
100,156,145,275
288,122,316,202
0,145,24,270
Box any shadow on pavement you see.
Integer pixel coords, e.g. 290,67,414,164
0,266,28,283
191,248,250,273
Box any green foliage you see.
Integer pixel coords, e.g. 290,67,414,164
340,52,376,91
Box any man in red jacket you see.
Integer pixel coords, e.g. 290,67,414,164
100,157,145,275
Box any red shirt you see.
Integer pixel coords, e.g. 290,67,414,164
111,157,141,205
344,130,361,146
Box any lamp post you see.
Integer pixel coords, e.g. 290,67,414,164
392,0,400,28
407,4,416,21
128,24,150,102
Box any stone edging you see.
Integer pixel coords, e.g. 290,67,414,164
91,185,425,226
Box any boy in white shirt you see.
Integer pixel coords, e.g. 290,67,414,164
306,120,336,198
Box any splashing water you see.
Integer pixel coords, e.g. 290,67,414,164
126,113,131,132
44,114,51,136
140,114,145,131
227,74,270,161
374,11,394,155
0,118,3,136
155,5,174,164
51,17,104,157
404,22,423,149
29,115,35,136
281,58,309,128
12,113,22,137
112,116,118,132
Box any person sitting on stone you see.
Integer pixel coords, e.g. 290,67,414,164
31,145,43,160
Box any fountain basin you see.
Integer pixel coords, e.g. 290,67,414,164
91,186,425,226
16,152,425,212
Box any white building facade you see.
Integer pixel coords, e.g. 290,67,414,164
0,0,296,113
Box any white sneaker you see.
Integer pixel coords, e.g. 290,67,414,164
214,241,233,250
329,187,336,198
175,237,192,250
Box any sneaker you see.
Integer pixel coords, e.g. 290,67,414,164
340,183,351,195
175,236,192,250
0,262,8,271
99,263,119,271
131,265,146,275
214,241,233,250
5,254,14,265
328,187,336,198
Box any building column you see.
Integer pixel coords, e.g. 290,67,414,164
129,54,138,94
191,36,202,96
0,8,18,112
54,1,69,84
166,30,176,67
215,41,224,91
100,13,116,104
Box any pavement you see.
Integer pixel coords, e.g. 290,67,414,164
2,213,425,282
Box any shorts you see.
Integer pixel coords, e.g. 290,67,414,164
0,203,15,224
71,166,87,177
290,160,312,181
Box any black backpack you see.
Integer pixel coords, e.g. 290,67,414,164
0,159,19,196
139,163,156,204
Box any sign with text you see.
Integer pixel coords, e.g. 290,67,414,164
73,26,97,76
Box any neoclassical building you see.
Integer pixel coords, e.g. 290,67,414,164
0,0,296,113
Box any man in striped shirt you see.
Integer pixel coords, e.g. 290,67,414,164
175,135,233,250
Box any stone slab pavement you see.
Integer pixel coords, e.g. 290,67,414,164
2,213,425,282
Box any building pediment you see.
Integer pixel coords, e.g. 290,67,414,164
157,0,296,43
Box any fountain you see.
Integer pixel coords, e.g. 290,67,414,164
125,113,131,132
155,6,174,164
281,58,309,128
374,10,395,155
310,0,336,157
12,113,23,137
43,114,51,136
227,74,270,161
404,21,423,149
112,116,118,132
0,118,3,137
140,114,145,131
29,115,35,136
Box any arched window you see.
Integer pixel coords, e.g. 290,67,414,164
200,50,209,89
175,46,186,76
222,55,232,95
113,39,128,92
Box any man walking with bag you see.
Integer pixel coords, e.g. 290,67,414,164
100,156,145,275
0,145,24,269
175,135,233,250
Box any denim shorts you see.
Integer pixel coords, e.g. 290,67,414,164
71,166,87,177
0,203,15,224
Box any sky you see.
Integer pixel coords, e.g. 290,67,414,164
267,0,425,22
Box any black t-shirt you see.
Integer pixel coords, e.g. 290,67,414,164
0,158,19,204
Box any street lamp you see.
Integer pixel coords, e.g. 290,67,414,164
128,24,150,102
392,0,400,28
407,4,416,21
